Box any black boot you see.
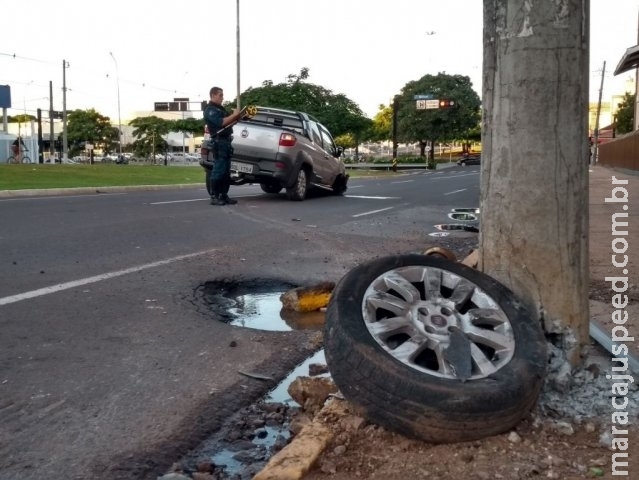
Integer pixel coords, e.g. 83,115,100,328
219,177,237,204
219,194,237,205
210,195,225,205
210,180,225,205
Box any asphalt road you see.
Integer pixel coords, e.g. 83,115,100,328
0,165,480,480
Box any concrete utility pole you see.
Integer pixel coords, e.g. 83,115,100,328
481,0,590,365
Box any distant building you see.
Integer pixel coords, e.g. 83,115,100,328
588,75,635,139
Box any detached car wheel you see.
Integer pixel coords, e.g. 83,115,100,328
286,168,308,201
324,254,547,443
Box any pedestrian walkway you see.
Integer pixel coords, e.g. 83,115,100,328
588,164,639,368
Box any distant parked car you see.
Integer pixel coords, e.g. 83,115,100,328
457,154,481,166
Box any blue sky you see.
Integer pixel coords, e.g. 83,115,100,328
1,0,637,122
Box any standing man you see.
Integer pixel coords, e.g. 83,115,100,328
203,87,243,205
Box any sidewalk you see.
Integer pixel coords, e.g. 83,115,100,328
588,164,639,365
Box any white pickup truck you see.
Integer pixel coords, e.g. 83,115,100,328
201,106,348,201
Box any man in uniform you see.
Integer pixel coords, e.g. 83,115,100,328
203,87,243,205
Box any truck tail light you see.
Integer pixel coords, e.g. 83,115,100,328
279,133,297,147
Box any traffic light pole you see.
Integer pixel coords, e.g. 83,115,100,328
392,96,398,171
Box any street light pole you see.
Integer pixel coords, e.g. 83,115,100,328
109,52,123,156
236,0,241,109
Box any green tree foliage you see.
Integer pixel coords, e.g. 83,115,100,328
396,73,481,157
67,109,119,156
129,116,172,158
368,104,393,142
334,133,357,149
236,68,372,140
615,92,635,135
172,117,204,137
7,114,36,124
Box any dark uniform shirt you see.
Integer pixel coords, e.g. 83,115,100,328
203,102,233,141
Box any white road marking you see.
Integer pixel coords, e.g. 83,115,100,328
435,172,479,180
391,180,414,184
151,198,208,205
150,194,262,205
0,249,217,306
345,195,400,199
352,207,394,217
444,188,467,195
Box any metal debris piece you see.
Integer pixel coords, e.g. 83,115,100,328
238,370,274,381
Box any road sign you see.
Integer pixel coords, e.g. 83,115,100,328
416,99,442,110
414,93,434,100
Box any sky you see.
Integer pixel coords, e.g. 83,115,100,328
1,0,637,125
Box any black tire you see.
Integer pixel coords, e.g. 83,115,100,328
460,161,467,166
324,254,547,443
331,174,348,196
286,168,308,201
260,182,282,194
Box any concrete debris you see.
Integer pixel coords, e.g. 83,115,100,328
287,376,338,414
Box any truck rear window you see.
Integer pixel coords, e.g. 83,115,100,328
250,113,304,135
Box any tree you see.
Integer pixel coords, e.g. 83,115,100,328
172,117,204,137
7,114,36,124
395,73,481,157
67,109,118,157
615,92,635,135
237,68,371,140
481,0,589,365
368,104,393,143
129,116,172,159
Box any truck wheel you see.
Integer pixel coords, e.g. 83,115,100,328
286,168,308,201
324,254,547,443
331,174,348,196
260,182,282,194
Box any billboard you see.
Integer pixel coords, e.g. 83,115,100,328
0,85,11,108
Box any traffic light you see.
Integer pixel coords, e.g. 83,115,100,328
439,99,456,108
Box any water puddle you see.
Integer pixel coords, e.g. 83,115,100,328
194,279,325,332
175,281,330,478
265,349,327,404
174,349,329,479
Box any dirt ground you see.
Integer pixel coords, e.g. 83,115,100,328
303,403,639,480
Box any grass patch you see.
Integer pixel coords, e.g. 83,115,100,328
0,164,205,190
0,163,399,191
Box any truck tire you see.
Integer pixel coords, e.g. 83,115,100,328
260,182,282,194
324,254,547,443
286,168,308,201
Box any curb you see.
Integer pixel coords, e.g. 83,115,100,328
0,183,202,198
